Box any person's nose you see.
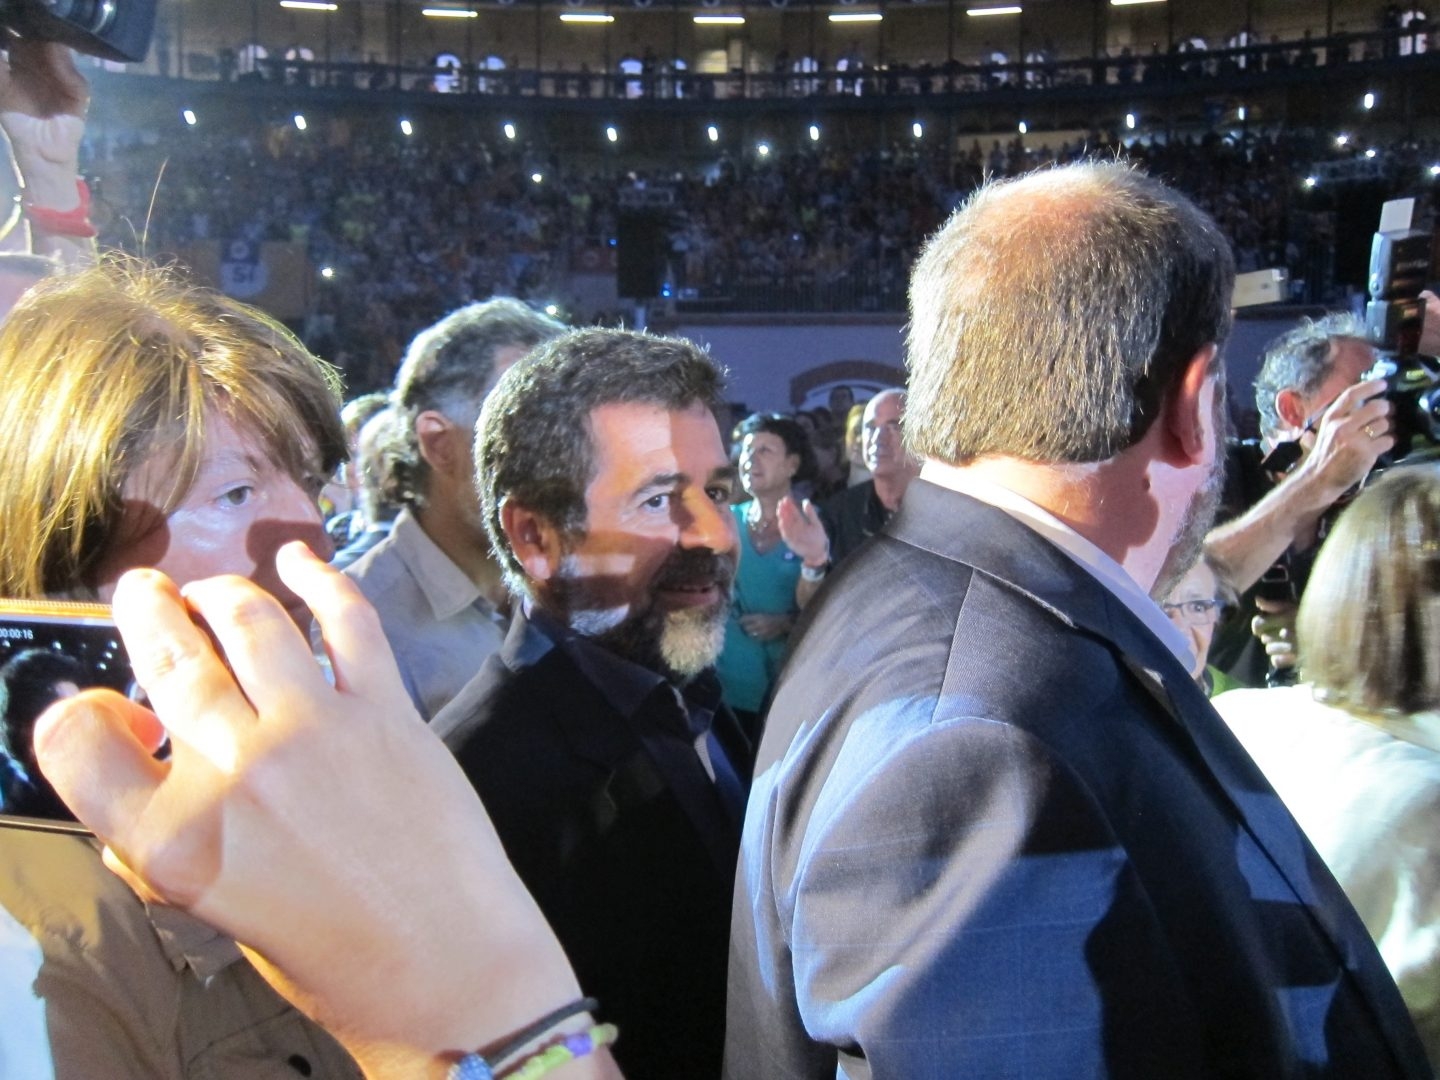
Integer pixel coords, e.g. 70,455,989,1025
273,477,335,562
680,490,736,554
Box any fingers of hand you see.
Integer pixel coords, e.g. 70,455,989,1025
32,690,168,847
273,542,409,705
111,568,260,759
178,567,329,718
1326,378,1388,419
1266,642,1297,667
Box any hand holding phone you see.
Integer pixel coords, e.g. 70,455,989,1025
32,545,584,1069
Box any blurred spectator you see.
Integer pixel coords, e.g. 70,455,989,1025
820,388,919,564
1159,556,1241,695
330,406,404,572
843,403,871,487
715,413,830,735
324,390,389,543
1215,464,1440,1067
345,298,565,721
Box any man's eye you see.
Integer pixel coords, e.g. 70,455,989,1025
707,485,733,504
219,485,255,507
643,493,671,510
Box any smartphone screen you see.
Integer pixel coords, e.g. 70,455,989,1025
0,599,134,834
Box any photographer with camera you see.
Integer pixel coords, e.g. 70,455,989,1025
1205,314,1393,684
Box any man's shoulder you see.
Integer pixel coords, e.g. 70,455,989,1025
765,505,1139,772
434,630,605,758
342,521,415,599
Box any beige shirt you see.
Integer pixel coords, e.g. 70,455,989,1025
0,827,361,1079
345,508,507,721
1216,685,1440,1070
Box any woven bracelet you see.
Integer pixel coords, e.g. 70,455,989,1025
504,1023,619,1080
448,997,601,1080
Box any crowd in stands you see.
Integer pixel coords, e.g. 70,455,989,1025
83,113,1438,393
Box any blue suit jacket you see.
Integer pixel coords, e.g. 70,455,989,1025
726,480,1431,1079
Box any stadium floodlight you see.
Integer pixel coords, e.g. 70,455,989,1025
400,118,414,136
912,121,923,139
605,125,619,143
182,108,197,126
1303,176,1318,189
1363,92,1376,110
423,7,479,17
695,15,745,24
1125,112,1136,129
280,1,338,10
531,172,544,184
293,114,308,131
967,4,1020,13
1110,0,1165,6
1018,120,1028,134
503,122,517,140
757,141,771,157
560,12,615,22
808,124,820,142
828,12,882,21
707,124,719,142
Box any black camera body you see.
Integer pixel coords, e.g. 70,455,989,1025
1364,220,1439,465
0,0,154,64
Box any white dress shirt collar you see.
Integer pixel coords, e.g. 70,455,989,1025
919,460,1195,672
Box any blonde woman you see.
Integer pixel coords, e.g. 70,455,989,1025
0,259,614,1080
1215,465,1440,1067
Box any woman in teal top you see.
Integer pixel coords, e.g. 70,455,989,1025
716,414,831,736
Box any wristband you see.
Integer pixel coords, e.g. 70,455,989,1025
448,997,601,1080
800,561,830,582
504,1024,618,1080
23,179,97,238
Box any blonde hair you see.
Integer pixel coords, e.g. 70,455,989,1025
0,258,346,599
1300,465,1440,717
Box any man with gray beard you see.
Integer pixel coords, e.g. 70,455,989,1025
433,328,748,1080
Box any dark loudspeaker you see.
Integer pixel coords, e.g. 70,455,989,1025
617,212,663,299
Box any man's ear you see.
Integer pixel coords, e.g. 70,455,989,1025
500,499,564,584
1163,344,1219,466
1274,387,1308,432
415,411,461,473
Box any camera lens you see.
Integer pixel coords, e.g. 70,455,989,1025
40,0,116,34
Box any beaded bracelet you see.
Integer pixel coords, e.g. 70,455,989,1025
447,998,603,1080
504,1024,618,1080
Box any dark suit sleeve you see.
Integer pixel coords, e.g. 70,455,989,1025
730,703,1205,1079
